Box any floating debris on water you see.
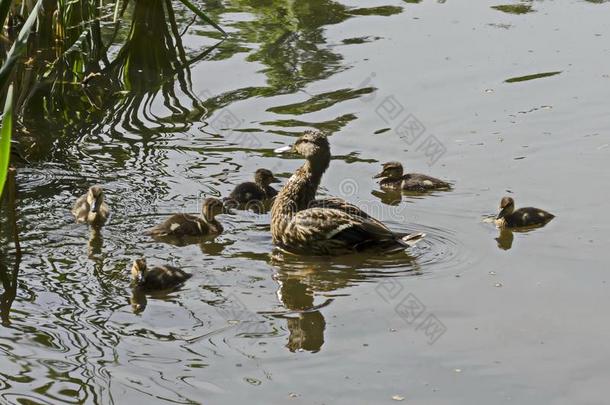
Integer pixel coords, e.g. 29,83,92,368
505,71,561,83
491,4,535,15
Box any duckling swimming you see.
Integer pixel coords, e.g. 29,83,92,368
130,258,192,291
146,197,229,238
224,168,280,209
495,196,555,228
373,162,451,192
72,186,110,227
271,131,424,256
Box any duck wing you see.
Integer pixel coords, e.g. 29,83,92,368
310,197,372,219
229,182,265,203
145,214,207,237
144,265,192,290
280,208,413,255
403,173,450,190
71,194,90,222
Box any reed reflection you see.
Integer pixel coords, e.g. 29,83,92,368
0,169,21,327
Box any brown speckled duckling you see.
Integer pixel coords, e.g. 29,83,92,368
495,196,555,228
373,162,451,192
72,186,110,226
271,131,424,256
131,258,192,290
224,168,280,208
146,197,228,238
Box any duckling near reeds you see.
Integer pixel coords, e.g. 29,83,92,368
130,258,192,291
145,198,229,238
495,196,555,228
224,168,280,209
72,186,110,227
271,131,424,256
373,162,451,192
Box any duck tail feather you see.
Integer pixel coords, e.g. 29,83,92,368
400,232,426,247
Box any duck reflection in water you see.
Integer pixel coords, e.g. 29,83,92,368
370,189,403,206
130,287,148,314
270,248,420,353
88,228,104,257
274,276,326,353
495,228,514,250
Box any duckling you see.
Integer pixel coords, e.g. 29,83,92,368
224,168,280,209
495,196,555,228
145,197,229,238
271,131,424,256
373,162,451,192
72,186,110,227
130,258,192,291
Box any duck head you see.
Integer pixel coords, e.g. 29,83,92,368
292,131,330,159
87,186,105,213
131,258,147,284
255,168,280,187
276,131,330,161
202,197,232,220
373,162,404,180
497,196,515,220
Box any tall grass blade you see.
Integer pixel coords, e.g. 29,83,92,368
176,0,226,36
0,0,11,33
0,0,43,88
0,84,13,198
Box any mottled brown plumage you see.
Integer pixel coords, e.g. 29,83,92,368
130,258,192,291
495,196,555,228
146,198,227,238
72,186,110,227
373,162,451,192
271,131,424,255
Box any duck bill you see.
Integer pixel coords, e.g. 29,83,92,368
270,176,281,184
496,207,509,220
273,145,294,154
90,200,99,213
373,171,385,180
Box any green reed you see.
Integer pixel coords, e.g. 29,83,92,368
0,0,224,196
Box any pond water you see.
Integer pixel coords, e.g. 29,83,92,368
1,0,610,403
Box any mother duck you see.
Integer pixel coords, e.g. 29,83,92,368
271,131,424,256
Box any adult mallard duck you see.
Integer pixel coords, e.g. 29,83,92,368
271,131,424,256
224,168,280,209
130,258,192,291
373,162,451,192
145,197,229,238
72,186,110,227
495,196,555,228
